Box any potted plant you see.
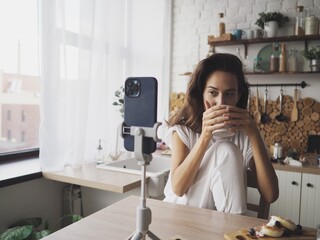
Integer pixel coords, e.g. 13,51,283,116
0,215,82,240
255,12,289,37
302,46,320,72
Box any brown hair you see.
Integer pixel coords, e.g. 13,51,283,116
168,53,249,133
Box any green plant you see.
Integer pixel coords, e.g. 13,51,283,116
112,85,124,117
0,215,82,240
302,46,320,60
255,12,289,29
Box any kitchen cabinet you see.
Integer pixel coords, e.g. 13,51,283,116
269,170,301,224
299,173,320,227
268,170,320,228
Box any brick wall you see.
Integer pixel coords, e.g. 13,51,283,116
170,0,320,97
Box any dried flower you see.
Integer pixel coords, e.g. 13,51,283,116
112,86,124,117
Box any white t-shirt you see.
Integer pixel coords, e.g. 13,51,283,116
163,125,253,212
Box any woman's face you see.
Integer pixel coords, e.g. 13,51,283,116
203,71,240,107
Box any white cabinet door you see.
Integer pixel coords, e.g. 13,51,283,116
300,173,320,228
269,170,301,224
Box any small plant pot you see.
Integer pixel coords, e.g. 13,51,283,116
264,21,279,38
310,59,320,72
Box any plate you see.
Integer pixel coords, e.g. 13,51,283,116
257,44,272,72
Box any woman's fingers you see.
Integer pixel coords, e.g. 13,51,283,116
204,101,211,111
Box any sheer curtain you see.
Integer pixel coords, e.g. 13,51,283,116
39,0,170,171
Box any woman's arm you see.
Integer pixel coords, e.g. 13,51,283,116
248,127,279,203
226,106,279,203
170,132,208,196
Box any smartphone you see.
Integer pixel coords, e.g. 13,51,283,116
123,77,158,154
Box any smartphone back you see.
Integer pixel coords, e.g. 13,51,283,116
123,77,158,154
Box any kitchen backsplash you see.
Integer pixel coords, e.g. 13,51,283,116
169,91,320,156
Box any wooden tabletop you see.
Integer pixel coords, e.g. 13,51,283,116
43,163,142,193
43,195,268,240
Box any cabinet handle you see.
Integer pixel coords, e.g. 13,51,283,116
291,181,298,185
306,183,313,188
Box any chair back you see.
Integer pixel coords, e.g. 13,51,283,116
247,169,270,219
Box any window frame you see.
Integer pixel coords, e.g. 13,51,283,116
0,148,39,162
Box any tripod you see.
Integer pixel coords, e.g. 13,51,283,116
123,123,161,240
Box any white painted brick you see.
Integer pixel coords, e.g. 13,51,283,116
237,22,251,30
239,5,253,14
170,0,320,96
252,4,267,15
174,19,197,29
297,0,314,8
267,2,282,12
226,7,240,17
282,0,297,10
197,25,211,34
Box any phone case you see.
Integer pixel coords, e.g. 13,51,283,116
123,77,158,154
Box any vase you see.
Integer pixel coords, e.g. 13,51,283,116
264,21,279,38
310,59,320,72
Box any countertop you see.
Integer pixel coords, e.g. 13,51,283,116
43,163,142,193
273,162,320,175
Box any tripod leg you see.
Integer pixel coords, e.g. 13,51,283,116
147,231,161,240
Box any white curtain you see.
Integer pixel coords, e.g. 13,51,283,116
39,0,171,171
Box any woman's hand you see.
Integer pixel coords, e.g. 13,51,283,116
222,105,258,138
201,101,231,140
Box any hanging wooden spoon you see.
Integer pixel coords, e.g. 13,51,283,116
261,88,270,124
253,88,261,123
291,88,298,122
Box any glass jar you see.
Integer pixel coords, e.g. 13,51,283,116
273,142,283,159
288,48,298,72
295,6,306,36
305,15,319,35
218,13,225,37
270,42,280,72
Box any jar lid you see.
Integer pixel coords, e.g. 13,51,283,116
297,6,304,12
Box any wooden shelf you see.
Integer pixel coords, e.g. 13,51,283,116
208,34,320,56
246,71,320,75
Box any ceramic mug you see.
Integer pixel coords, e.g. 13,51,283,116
212,127,235,139
233,29,244,40
253,29,264,39
244,29,254,40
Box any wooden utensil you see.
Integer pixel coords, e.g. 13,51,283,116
291,88,298,122
253,88,261,123
261,88,270,124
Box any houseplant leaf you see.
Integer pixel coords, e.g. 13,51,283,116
9,218,42,229
35,230,51,239
0,225,33,240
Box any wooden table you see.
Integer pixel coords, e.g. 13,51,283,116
43,163,142,193
43,195,268,240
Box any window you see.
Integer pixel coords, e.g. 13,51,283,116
0,0,39,158
21,110,26,122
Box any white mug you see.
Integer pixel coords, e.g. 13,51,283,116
212,128,235,138
253,29,264,39
244,29,253,40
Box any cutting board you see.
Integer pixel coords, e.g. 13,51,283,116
224,228,316,240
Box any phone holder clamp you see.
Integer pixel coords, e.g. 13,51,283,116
123,122,162,240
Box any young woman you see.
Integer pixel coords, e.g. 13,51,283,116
163,53,278,214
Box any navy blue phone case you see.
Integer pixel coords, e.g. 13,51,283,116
123,77,158,154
